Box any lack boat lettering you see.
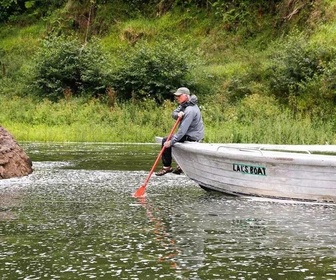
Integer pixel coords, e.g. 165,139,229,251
232,163,266,176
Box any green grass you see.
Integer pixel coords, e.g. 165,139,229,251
0,23,44,52
2,1,336,144
1,94,336,144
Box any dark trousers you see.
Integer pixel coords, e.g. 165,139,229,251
161,135,197,167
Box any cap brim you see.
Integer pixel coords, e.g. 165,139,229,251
173,92,183,96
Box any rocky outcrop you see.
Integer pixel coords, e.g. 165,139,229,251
0,126,33,179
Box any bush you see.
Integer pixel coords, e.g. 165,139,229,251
267,35,323,103
292,57,336,118
32,35,113,101
266,34,336,117
110,40,197,103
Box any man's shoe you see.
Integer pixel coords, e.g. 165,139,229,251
155,167,173,176
172,166,183,175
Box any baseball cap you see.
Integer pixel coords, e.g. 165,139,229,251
173,87,190,96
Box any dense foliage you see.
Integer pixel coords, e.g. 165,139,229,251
30,36,197,102
32,36,112,101
111,41,197,102
1,0,336,143
0,0,284,23
0,0,66,22
267,36,336,116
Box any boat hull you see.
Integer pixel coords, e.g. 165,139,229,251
172,143,336,203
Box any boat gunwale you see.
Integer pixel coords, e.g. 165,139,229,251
172,142,336,167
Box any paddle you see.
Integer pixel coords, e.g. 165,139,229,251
133,116,182,198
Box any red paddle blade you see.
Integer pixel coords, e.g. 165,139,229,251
133,185,146,198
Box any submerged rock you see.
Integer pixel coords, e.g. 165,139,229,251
0,126,33,179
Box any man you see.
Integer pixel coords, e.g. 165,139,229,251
155,87,204,176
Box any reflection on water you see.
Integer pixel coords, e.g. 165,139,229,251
0,142,335,279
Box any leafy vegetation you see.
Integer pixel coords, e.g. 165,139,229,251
111,40,198,103
0,0,66,22
1,0,336,143
266,33,336,119
32,36,112,101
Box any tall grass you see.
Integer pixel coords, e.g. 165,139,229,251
2,1,336,144
206,114,336,144
1,94,336,144
204,94,336,145
0,95,174,142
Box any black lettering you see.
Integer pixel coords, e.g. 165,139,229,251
233,164,237,171
233,163,267,176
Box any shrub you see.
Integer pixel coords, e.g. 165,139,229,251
266,34,336,117
32,35,112,101
267,35,324,103
110,40,197,103
292,57,336,118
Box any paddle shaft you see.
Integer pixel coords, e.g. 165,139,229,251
141,116,182,187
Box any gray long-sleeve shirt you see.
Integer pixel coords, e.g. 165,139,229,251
170,95,204,146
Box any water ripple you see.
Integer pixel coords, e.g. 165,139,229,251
0,143,335,279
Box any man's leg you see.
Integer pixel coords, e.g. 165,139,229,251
156,136,173,176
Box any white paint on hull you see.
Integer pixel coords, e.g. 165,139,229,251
171,143,336,203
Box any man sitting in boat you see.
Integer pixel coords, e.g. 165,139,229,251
156,87,205,176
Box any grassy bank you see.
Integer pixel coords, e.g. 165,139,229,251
2,1,336,144
2,94,336,144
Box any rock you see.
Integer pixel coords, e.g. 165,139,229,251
0,126,33,179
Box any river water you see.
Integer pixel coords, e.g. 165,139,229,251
0,142,335,280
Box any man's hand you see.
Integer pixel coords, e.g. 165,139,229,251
177,111,184,118
164,140,171,148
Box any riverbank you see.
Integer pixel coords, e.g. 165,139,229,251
1,1,336,144
2,95,335,144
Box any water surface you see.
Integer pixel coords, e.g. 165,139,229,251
0,142,335,279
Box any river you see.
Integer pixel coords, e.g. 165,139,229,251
0,142,335,279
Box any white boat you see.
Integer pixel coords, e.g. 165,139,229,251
169,142,336,203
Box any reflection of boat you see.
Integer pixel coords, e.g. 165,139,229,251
170,142,336,203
